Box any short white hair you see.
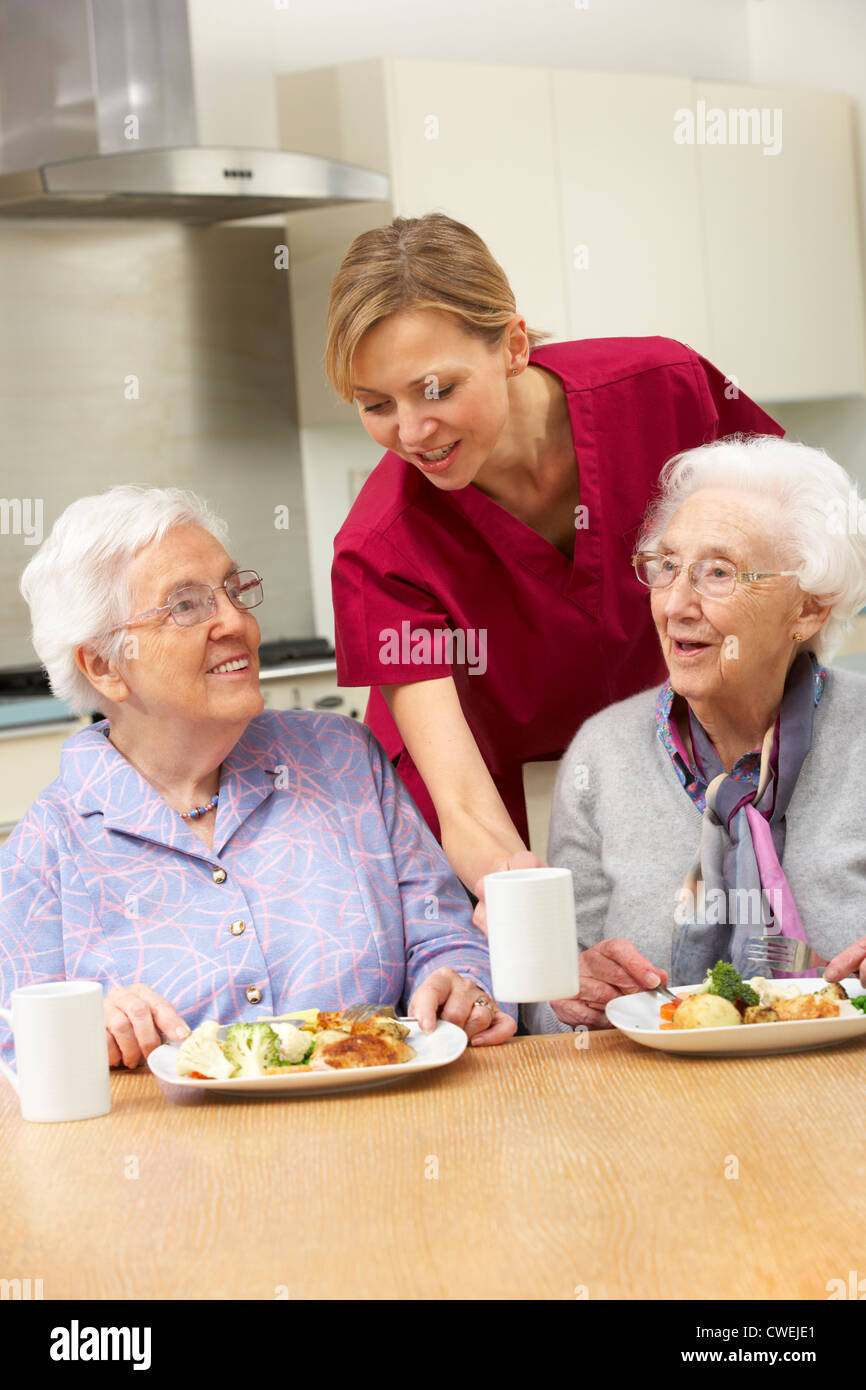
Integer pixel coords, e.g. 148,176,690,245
19,485,230,715
637,433,866,663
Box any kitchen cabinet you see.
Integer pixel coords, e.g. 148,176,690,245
260,666,368,722
0,720,89,847
693,81,865,401
278,58,865,408
551,70,711,348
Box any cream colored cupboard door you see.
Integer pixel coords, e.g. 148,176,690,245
0,722,89,840
385,59,569,344
694,83,866,401
551,71,710,350
522,759,562,860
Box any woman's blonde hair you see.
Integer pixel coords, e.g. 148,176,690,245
325,213,550,401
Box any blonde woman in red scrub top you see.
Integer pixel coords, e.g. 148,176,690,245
329,213,783,919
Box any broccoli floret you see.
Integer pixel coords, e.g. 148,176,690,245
705,960,759,1008
223,1022,283,1077
851,995,866,1015
176,1022,235,1080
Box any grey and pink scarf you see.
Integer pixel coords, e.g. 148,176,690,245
661,650,826,985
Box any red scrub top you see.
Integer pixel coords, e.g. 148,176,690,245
331,336,784,845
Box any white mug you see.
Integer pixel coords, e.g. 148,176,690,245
0,981,111,1122
484,866,580,1001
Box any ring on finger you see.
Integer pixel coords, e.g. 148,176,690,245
471,996,496,1014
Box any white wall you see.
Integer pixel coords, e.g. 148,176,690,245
187,0,754,149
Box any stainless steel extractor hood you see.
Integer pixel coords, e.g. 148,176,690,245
0,0,389,222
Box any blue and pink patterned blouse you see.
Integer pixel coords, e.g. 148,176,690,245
0,710,509,1061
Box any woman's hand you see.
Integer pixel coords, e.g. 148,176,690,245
549,938,669,1030
823,936,866,989
472,849,548,933
409,967,517,1046
104,983,191,1068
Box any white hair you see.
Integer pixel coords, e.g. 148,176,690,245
19,485,230,715
637,433,866,663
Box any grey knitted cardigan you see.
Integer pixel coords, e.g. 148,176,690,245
522,665,866,1035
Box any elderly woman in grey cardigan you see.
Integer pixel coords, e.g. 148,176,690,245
524,434,866,1034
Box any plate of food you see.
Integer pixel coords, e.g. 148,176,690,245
605,962,866,1056
147,1007,468,1096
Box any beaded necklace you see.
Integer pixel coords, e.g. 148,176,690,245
178,793,219,821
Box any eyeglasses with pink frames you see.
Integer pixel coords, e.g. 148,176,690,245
106,570,264,634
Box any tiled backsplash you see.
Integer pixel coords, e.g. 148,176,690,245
0,219,314,669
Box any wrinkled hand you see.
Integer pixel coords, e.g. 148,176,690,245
823,936,866,989
408,967,516,1046
549,938,668,1030
472,850,547,934
104,983,190,1068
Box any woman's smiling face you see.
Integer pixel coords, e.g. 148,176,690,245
650,488,805,709
350,308,514,489
116,524,264,728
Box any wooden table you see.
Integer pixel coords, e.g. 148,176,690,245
2,1030,865,1301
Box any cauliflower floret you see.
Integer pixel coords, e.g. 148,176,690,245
270,1022,314,1066
746,975,803,1008
176,1022,235,1079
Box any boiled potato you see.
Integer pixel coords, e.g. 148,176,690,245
672,992,742,1029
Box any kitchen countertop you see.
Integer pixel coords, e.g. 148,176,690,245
257,659,337,681
0,694,78,732
1,646,863,733
0,658,341,733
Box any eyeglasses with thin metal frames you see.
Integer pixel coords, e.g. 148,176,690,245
631,552,799,597
106,570,264,634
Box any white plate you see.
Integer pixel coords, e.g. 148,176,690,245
605,977,866,1056
147,1018,468,1098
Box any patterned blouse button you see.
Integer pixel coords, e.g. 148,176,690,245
212,867,227,884
245,986,262,1004
229,919,246,936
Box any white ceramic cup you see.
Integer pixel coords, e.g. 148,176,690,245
0,980,111,1122
484,866,580,1002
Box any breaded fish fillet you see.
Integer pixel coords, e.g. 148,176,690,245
311,1031,416,1069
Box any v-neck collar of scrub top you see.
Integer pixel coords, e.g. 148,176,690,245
62,719,276,861
434,345,602,618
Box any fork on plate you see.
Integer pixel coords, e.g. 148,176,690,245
744,936,812,974
653,982,681,1003
341,1002,418,1024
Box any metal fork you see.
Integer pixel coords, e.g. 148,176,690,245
654,983,681,1003
745,936,812,974
341,1002,418,1024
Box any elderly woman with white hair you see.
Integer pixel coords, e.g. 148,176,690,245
0,486,516,1068
523,434,866,1034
